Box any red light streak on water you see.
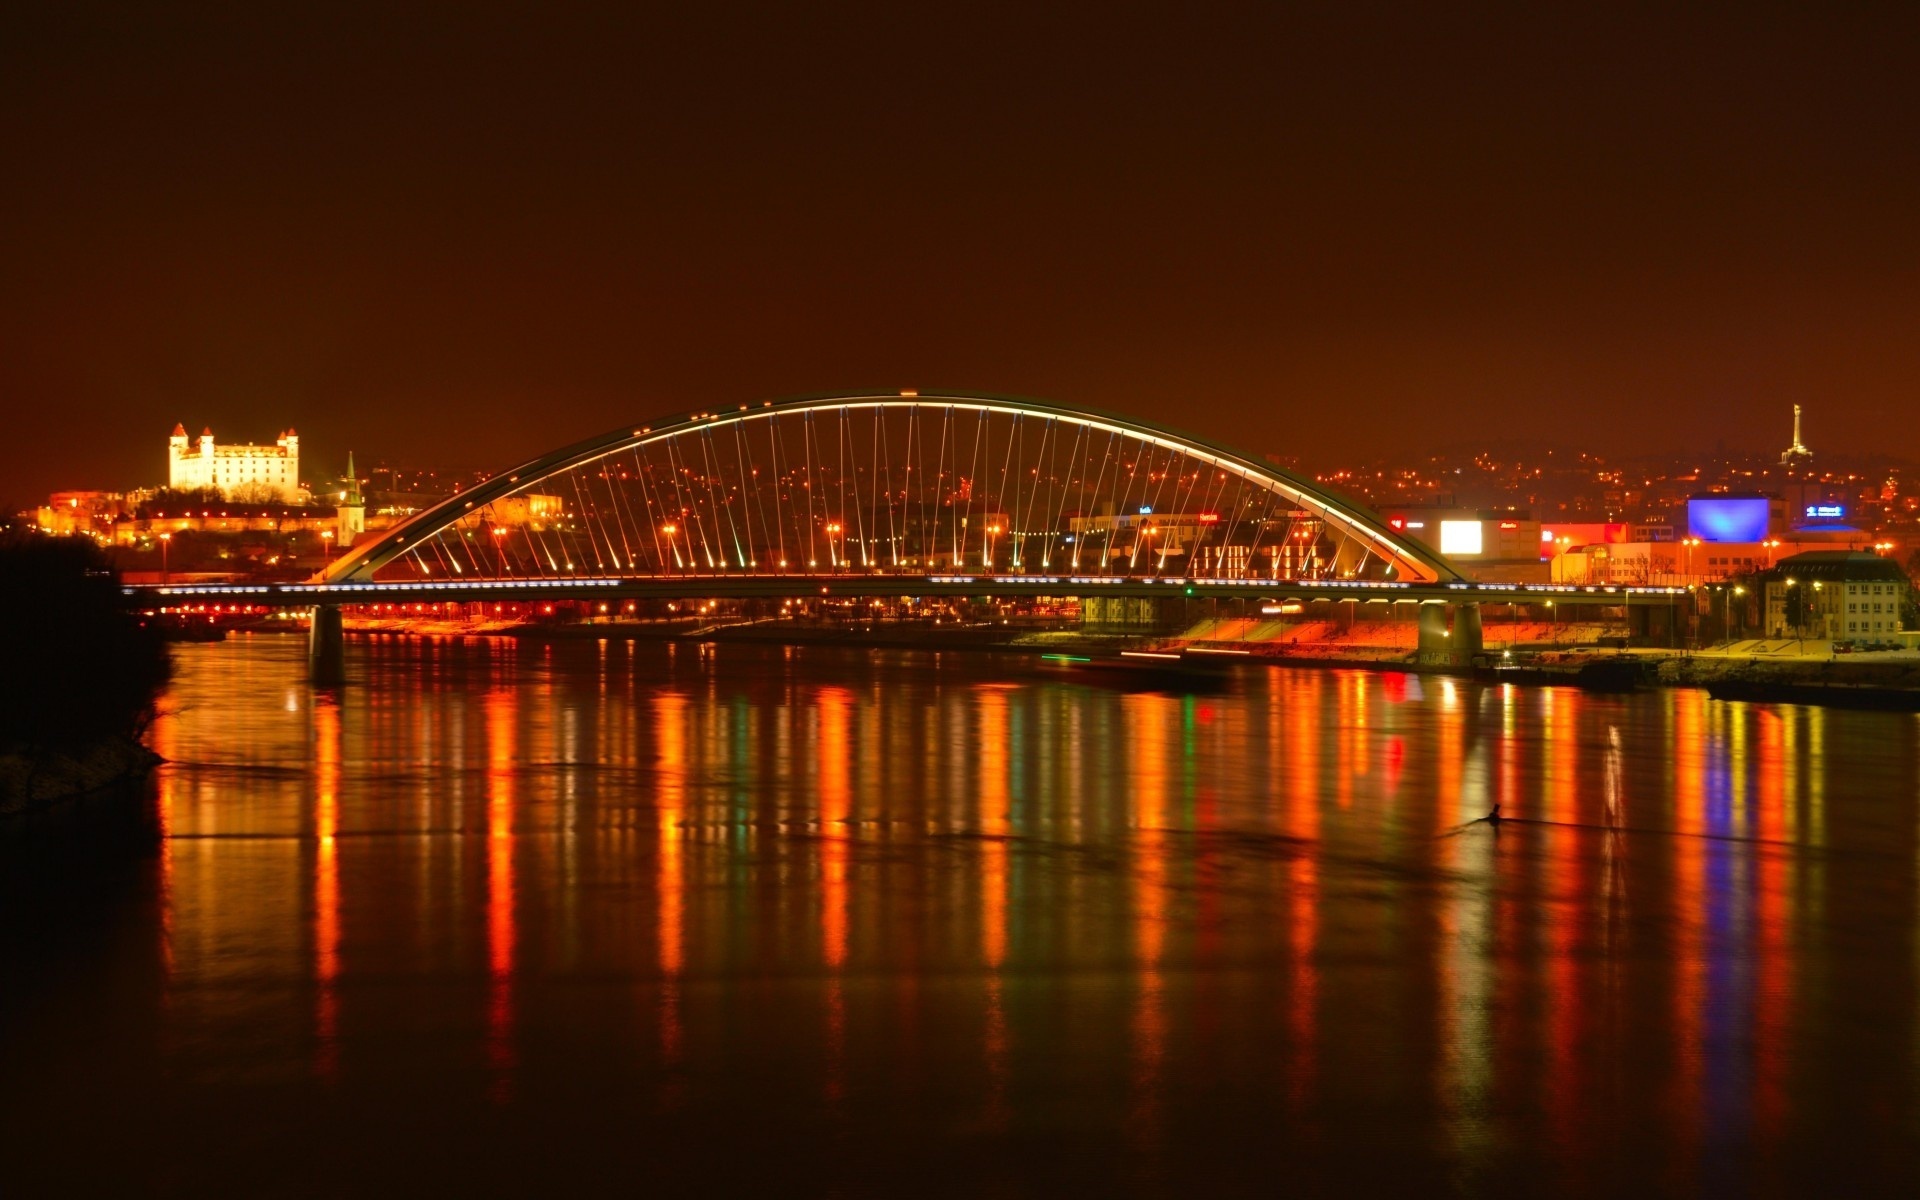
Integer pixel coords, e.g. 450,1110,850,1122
975,687,1012,1130
1126,691,1171,1146
652,692,686,1098
1337,672,1367,808
1543,689,1583,1163
149,706,177,991
1668,689,1708,1186
816,687,853,1106
1283,680,1320,1118
313,694,342,1082
484,688,517,1104
818,687,853,968
1752,709,1793,1146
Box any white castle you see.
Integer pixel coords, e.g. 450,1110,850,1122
168,424,305,503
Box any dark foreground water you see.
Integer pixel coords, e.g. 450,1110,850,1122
6,635,1920,1196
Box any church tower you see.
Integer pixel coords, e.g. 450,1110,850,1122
336,451,367,548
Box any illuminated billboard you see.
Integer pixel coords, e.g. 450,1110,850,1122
1439,520,1483,555
1686,497,1769,543
1803,503,1846,521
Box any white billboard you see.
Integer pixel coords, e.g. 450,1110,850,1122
1439,520,1483,556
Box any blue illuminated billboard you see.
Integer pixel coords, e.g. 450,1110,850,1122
1687,497,1770,543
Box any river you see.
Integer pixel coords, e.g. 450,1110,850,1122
6,633,1920,1195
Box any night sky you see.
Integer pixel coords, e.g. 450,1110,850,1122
4,3,1916,502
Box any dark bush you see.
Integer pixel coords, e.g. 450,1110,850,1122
0,535,171,749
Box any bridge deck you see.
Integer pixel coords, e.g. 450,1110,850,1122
131,574,1688,608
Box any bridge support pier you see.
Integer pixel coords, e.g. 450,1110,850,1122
309,605,346,685
1453,602,1484,659
1416,601,1483,667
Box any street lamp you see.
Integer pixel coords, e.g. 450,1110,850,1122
320,528,334,567
826,521,843,569
158,532,172,585
491,526,509,573
661,522,681,569
1682,536,1700,584
1724,584,1745,646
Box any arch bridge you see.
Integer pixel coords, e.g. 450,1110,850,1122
324,390,1458,589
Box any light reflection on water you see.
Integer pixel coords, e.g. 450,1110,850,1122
7,632,1920,1195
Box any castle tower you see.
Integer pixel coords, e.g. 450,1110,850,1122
168,423,189,481
336,451,367,548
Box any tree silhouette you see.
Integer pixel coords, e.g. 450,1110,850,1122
0,536,170,749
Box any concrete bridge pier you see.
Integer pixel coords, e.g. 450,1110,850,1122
1453,602,1484,659
1416,601,1484,667
309,605,346,685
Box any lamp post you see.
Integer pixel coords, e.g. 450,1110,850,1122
661,522,680,570
826,521,843,570
1724,584,1745,647
1682,536,1700,585
159,532,171,585
492,526,509,574
320,528,334,567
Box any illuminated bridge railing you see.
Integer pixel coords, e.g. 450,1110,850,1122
320,392,1465,589
129,576,1694,605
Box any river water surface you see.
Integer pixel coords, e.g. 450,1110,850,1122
7,634,1920,1195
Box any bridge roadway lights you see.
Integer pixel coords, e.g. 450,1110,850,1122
1416,601,1483,667
309,604,346,685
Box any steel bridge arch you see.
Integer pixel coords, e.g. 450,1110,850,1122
321,390,1462,586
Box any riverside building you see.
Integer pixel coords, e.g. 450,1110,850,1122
1762,550,1912,646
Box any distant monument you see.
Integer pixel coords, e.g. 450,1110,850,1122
336,451,366,548
1779,405,1813,467
168,424,303,503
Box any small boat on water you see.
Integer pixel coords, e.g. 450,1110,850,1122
1474,657,1646,693
1038,649,1233,691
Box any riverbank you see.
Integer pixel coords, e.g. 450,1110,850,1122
0,536,172,834
0,736,162,829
